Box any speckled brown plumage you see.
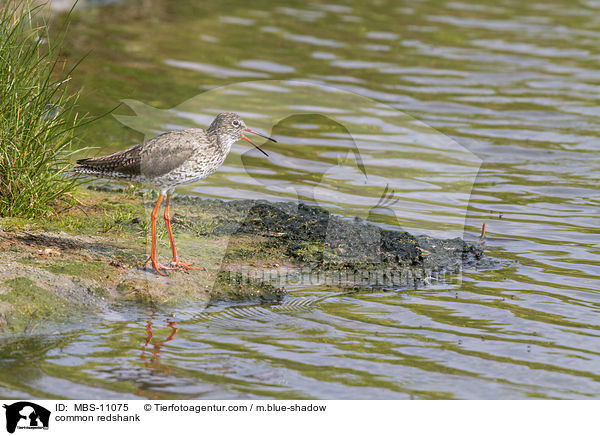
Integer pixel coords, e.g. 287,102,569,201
74,113,244,192
73,112,276,276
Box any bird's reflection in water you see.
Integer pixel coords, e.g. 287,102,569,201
135,315,180,399
139,315,179,374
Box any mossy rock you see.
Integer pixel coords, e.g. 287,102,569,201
0,187,494,336
210,270,286,302
115,277,206,305
0,277,74,332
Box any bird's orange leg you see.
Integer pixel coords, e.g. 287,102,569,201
164,195,203,272
149,194,176,276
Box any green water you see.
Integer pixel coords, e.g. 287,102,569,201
1,0,599,399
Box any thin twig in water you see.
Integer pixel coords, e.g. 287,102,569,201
24,312,37,333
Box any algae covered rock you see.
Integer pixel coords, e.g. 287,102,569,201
0,190,488,334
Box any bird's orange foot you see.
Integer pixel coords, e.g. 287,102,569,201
170,259,205,272
144,256,178,276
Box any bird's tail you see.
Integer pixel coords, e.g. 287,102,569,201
73,153,121,175
73,157,101,174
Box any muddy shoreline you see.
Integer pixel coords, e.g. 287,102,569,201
0,188,490,334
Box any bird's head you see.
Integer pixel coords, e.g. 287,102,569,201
208,112,277,156
209,112,276,156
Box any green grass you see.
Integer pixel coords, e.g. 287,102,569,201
0,185,169,243
0,1,87,218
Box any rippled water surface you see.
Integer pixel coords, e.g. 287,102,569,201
1,0,599,399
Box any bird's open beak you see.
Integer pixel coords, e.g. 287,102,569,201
242,127,277,157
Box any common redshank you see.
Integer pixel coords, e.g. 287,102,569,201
74,112,276,276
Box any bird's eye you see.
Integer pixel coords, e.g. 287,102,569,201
232,120,241,127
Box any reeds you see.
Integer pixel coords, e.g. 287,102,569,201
0,0,84,217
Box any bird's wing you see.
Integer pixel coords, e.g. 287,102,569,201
76,129,209,178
